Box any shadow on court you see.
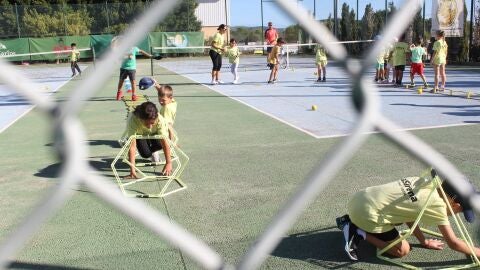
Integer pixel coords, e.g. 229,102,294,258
272,228,473,269
8,261,92,270
272,227,380,269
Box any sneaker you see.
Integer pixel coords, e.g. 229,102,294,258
211,80,218,85
216,80,224,84
424,83,429,88
342,221,360,261
151,151,160,163
116,90,123,101
316,78,322,83
336,215,350,230
439,87,445,92
410,82,415,87
71,73,76,77
267,80,273,84
322,77,326,82
131,95,138,101
232,79,239,84
430,88,438,93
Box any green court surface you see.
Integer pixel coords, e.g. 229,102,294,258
1,60,480,270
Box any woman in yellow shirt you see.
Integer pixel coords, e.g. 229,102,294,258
209,24,228,85
431,30,448,92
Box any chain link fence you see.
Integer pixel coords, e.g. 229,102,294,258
0,0,479,269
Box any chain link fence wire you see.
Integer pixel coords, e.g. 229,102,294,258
0,0,479,269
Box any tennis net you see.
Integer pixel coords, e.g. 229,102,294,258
150,40,374,75
0,47,95,64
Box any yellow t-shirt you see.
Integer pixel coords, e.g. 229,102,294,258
376,49,386,64
315,45,327,62
126,113,169,138
211,33,224,54
268,45,280,64
226,46,240,64
348,177,449,234
392,42,409,66
160,99,177,125
70,48,79,62
433,40,448,65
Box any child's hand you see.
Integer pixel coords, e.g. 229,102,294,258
162,162,173,176
422,239,444,250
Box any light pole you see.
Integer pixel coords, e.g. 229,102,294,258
469,0,475,61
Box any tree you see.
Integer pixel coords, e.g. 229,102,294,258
340,3,350,41
0,0,18,37
361,4,375,41
156,0,201,32
284,24,301,43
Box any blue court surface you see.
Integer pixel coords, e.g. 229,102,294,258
159,57,480,138
0,65,86,133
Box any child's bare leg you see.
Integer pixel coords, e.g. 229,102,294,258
317,65,321,79
365,234,411,258
434,65,439,89
268,70,274,82
273,65,279,80
322,66,326,79
211,70,216,81
419,74,427,85
410,72,414,84
440,64,446,89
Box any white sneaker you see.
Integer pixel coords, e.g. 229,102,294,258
216,80,224,84
151,151,160,163
232,79,239,84
211,80,218,85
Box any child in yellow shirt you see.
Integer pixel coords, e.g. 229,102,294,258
226,38,241,84
315,44,327,82
267,37,285,84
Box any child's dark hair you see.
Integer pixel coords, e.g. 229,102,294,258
133,101,158,120
230,38,236,43
158,85,173,99
414,37,423,46
71,43,76,47
277,37,285,44
436,30,445,38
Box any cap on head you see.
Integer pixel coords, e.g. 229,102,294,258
433,169,476,223
218,24,227,30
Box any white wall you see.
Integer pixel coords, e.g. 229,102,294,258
195,0,230,27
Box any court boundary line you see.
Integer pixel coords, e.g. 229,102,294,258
0,65,88,134
158,63,478,140
158,64,322,139
314,122,478,139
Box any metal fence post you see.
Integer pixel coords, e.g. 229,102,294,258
15,3,21,38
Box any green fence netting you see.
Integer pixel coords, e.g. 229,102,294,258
0,38,30,61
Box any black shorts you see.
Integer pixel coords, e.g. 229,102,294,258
370,228,399,242
267,63,276,70
209,49,222,71
395,65,405,71
119,68,136,81
136,139,162,158
267,46,273,53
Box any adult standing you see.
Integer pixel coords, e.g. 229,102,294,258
209,24,228,85
264,22,279,54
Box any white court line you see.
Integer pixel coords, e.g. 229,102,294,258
159,65,478,140
0,66,88,134
314,122,478,139
160,66,322,139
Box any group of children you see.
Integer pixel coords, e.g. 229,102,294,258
376,30,448,93
220,36,328,84
123,80,178,179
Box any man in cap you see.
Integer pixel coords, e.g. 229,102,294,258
264,21,279,54
336,169,479,261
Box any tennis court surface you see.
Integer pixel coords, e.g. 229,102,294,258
1,60,480,269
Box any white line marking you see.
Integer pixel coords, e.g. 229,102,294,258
0,66,88,134
158,64,479,140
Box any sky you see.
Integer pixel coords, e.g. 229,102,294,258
230,0,475,28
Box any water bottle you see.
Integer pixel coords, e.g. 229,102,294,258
124,78,132,92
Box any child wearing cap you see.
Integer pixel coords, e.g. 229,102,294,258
336,169,479,261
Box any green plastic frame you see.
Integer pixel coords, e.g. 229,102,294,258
111,134,189,198
376,172,480,269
